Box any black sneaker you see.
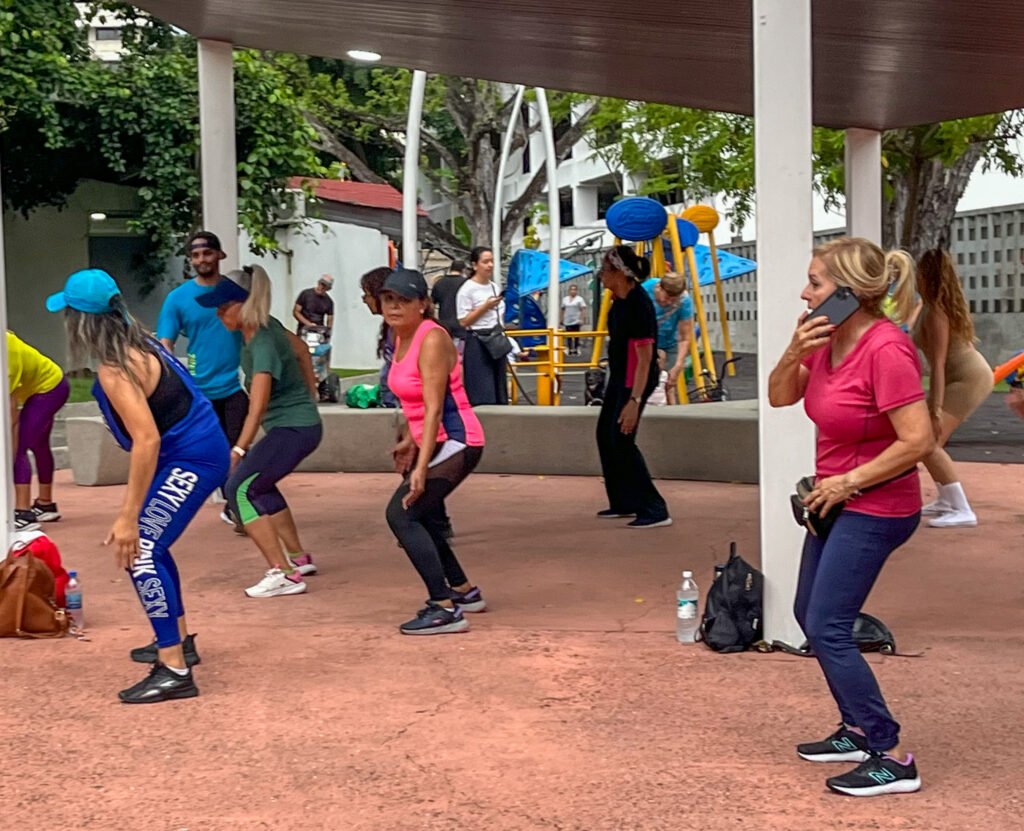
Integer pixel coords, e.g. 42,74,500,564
31,500,61,522
451,586,487,613
14,510,40,532
118,664,199,704
627,516,673,529
596,509,636,519
130,633,201,667
399,601,469,636
797,724,870,763
826,751,921,797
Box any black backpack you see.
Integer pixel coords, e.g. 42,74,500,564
770,612,898,656
699,542,764,653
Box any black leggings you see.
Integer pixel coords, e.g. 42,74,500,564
386,445,483,600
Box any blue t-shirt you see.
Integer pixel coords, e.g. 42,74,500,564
156,279,243,400
642,278,694,350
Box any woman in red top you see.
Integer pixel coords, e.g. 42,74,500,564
381,270,487,636
769,237,934,797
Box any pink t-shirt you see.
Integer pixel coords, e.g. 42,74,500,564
802,320,925,517
389,319,485,448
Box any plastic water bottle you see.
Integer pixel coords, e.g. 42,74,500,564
675,571,699,644
66,571,84,630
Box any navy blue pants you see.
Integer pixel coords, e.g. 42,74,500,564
226,424,322,524
794,510,920,752
131,450,228,648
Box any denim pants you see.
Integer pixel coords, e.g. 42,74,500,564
793,510,920,752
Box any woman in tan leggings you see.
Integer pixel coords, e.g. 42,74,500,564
913,249,992,528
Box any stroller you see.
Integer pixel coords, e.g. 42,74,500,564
301,325,341,403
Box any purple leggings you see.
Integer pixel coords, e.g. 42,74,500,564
15,376,70,485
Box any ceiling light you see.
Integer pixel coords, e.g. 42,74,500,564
90,212,107,221
347,49,381,62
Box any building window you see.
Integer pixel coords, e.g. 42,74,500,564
995,250,1002,263
994,274,1002,288
981,225,989,240
995,224,1002,238
1021,274,1024,288
1008,249,1014,262
981,274,988,288
957,227,964,241
969,276,976,290
969,227,976,241
1020,299,1024,312
94,27,121,41
596,181,619,220
993,299,1002,313
981,250,989,264
1008,223,1016,235
558,187,574,228
981,300,989,313
957,252,965,265
970,300,977,313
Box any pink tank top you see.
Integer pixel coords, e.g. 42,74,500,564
389,319,485,447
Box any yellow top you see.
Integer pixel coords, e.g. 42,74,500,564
7,332,64,403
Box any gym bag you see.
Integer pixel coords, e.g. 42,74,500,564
0,552,70,639
768,612,899,656
698,542,764,653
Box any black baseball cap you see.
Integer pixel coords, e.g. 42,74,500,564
382,269,429,299
188,231,224,254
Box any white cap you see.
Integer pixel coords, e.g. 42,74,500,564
682,570,693,578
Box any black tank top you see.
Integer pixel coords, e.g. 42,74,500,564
109,357,193,438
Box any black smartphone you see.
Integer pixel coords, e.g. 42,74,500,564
808,286,859,327
497,289,507,299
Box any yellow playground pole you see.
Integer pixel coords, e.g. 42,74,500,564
668,219,713,388
683,205,735,376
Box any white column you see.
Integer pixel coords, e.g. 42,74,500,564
402,70,428,268
198,40,239,268
0,149,13,541
753,0,816,645
535,88,561,327
492,84,526,286
844,128,883,242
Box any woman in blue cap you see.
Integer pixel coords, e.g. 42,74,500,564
198,266,323,598
47,268,230,704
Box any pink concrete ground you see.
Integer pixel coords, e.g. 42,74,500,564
2,464,1023,830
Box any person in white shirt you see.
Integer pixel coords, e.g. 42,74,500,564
456,246,509,405
560,283,588,356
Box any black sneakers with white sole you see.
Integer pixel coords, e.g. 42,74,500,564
797,724,870,763
826,751,921,797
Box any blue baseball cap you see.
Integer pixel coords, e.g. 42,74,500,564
195,269,252,308
46,269,122,314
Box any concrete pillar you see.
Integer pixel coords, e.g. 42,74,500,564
0,148,12,539
198,39,239,268
753,0,816,645
402,70,428,268
845,128,883,242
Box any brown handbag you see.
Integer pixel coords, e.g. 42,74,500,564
0,552,69,639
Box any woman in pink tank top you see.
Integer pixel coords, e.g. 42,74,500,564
379,269,486,636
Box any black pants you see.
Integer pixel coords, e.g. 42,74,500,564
596,384,668,520
564,323,581,351
386,446,483,601
462,334,509,406
210,389,249,447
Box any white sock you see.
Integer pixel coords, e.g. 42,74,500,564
943,481,972,512
166,664,190,677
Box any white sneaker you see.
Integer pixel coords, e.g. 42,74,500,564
928,509,977,528
244,568,308,598
921,499,953,516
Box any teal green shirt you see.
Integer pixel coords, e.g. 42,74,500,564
241,317,321,430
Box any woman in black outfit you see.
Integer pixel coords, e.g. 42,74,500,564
456,246,509,406
595,246,672,528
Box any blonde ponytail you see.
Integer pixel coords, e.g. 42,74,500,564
883,250,916,324
238,265,272,329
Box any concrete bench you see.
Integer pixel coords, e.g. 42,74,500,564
66,401,758,485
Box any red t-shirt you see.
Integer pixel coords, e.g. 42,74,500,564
802,320,925,517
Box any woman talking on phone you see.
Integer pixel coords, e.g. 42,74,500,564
768,237,934,797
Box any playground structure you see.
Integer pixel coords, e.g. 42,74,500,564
494,198,756,406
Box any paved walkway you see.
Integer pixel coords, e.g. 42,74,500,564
2,464,1022,830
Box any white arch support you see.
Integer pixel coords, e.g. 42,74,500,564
402,69,428,268
492,84,526,285
534,88,561,328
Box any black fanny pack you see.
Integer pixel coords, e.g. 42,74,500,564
790,468,917,541
474,327,514,361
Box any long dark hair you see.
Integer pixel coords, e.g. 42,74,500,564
917,248,975,343
64,295,163,390
361,266,393,358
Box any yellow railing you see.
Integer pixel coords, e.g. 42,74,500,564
504,327,608,405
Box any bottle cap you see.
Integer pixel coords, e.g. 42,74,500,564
682,570,693,578
69,570,78,578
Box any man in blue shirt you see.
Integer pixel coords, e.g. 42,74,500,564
157,231,246,446
642,273,694,405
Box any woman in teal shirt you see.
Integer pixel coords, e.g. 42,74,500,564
198,266,323,598
643,273,694,404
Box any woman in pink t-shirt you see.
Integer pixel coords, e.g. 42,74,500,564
768,237,935,798
381,269,487,636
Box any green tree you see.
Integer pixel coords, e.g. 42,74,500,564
583,100,1024,257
